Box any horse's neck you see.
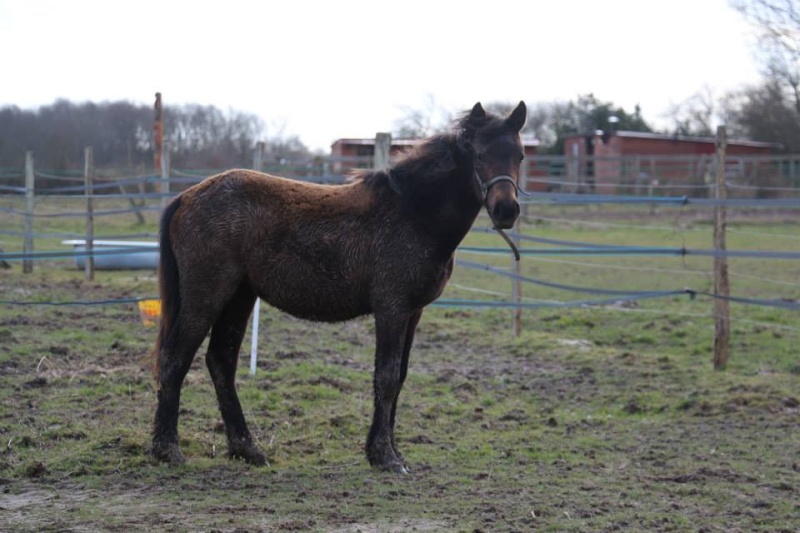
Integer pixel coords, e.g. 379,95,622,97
413,168,482,256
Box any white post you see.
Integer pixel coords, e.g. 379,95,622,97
249,300,260,376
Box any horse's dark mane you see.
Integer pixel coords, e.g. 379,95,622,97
352,133,460,195
354,108,510,196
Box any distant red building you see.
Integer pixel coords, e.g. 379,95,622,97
564,130,777,159
561,131,780,195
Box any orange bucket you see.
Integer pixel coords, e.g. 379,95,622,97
137,299,162,327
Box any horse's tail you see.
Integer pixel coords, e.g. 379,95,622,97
153,196,182,381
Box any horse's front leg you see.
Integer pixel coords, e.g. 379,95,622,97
389,308,423,465
367,312,412,473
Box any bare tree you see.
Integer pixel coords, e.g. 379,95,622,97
721,78,800,151
664,86,718,136
0,100,311,171
731,0,800,113
392,94,451,139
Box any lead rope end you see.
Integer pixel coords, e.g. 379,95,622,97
494,227,521,261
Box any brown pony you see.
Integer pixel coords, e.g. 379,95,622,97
152,101,527,473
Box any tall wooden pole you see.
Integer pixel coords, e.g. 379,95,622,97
512,157,526,337
253,141,265,172
154,92,163,179
23,151,34,274
84,147,95,281
160,141,170,213
713,126,730,370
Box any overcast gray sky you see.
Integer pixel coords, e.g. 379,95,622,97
0,0,761,151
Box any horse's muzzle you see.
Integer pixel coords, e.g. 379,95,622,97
491,200,520,229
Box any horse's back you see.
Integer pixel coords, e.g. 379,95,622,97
169,169,381,322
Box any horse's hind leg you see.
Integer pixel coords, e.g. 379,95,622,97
205,285,266,465
152,318,211,465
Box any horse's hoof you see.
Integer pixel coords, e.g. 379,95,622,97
229,446,269,466
376,460,409,474
367,441,409,473
151,442,186,466
369,455,410,474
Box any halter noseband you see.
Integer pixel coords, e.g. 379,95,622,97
473,171,528,262
473,173,528,202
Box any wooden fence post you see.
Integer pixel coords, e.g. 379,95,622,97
249,141,266,376
154,92,163,183
512,222,522,337
160,141,170,213
23,151,35,274
512,158,526,337
374,132,391,170
713,126,730,370
253,141,265,172
520,152,530,219
84,147,95,281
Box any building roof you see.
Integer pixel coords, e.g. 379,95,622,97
564,130,780,149
617,130,778,149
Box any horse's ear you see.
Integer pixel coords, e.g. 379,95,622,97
506,101,527,132
469,102,486,122
461,102,487,143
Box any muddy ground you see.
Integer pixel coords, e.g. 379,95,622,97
0,271,798,532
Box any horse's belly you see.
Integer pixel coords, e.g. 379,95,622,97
271,291,370,322
254,263,370,322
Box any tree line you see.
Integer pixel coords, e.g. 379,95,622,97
393,80,800,156
2,76,797,173
3,0,798,173
0,99,312,171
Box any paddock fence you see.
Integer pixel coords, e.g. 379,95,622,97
1,133,799,369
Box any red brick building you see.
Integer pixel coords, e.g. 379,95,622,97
564,130,777,159
561,131,780,195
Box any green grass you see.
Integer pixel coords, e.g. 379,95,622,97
0,200,798,531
